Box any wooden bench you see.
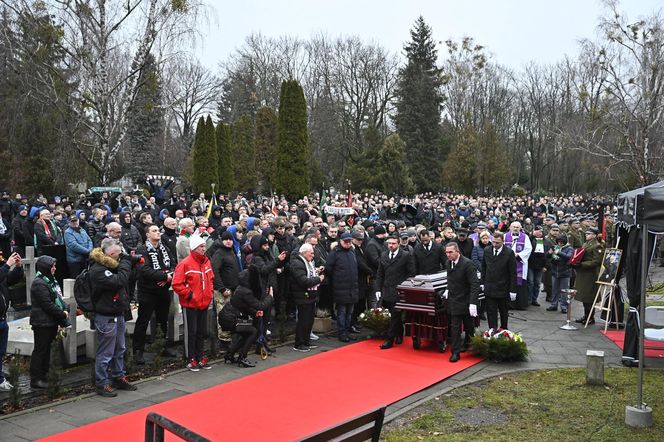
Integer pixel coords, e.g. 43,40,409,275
297,406,386,442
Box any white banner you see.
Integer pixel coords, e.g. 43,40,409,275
324,206,355,216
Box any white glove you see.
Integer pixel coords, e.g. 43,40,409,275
480,284,484,291
375,291,381,300
510,292,517,302
469,304,478,317
442,290,449,299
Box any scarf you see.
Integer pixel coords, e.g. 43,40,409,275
36,271,66,311
0,217,5,235
505,231,526,285
301,256,320,291
146,240,171,270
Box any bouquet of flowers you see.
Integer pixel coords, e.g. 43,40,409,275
359,307,391,336
470,328,528,362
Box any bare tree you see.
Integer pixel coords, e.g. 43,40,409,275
1,0,205,184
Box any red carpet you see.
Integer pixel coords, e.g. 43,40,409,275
601,330,664,358
40,338,481,441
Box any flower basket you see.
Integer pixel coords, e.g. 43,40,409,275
470,328,529,362
358,307,391,337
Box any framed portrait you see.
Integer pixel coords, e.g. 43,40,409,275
597,248,622,285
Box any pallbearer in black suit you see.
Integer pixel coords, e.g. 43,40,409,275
375,235,416,349
444,242,481,362
413,229,446,275
481,232,517,331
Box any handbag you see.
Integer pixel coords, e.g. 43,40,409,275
218,303,243,331
567,248,586,266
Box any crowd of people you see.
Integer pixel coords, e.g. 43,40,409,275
0,188,618,395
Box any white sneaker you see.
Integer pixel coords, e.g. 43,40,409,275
0,379,13,391
266,329,272,336
310,332,319,341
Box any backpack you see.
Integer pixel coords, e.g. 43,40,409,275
74,268,96,312
567,248,586,267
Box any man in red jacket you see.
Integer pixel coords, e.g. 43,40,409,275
172,234,214,371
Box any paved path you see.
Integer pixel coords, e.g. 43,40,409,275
2,263,663,440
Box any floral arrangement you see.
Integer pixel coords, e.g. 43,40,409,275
470,328,529,362
359,307,391,336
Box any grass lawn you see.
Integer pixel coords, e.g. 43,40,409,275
382,368,664,442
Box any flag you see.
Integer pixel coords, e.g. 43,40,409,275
347,188,354,227
206,191,217,219
319,190,327,211
271,197,279,216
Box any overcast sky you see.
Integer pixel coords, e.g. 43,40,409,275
195,0,662,70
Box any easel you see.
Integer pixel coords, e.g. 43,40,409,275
586,282,620,332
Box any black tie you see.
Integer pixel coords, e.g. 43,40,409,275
494,249,498,257
390,252,394,260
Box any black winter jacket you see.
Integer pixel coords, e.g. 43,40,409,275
29,277,67,328
88,248,131,315
325,245,359,303
136,241,175,296
211,244,241,292
0,263,23,320
289,255,323,305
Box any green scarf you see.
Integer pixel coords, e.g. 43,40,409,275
36,271,66,311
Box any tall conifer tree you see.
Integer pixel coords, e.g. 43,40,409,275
394,16,444,192
255,106,278,193
276,80,309,199
216,122,235,193
231,115,256,191
191,116,218,194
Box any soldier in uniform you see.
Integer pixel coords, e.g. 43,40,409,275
574,227,603,324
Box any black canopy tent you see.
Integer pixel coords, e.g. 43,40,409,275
616,181,664,425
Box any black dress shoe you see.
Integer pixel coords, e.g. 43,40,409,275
575,317,587,323
449,353,460,363
30,380,48,389
395,336,403,345
531,302,540,307
380,340,394,350
223,354,237,364
586,318,596,325
546,306,558,311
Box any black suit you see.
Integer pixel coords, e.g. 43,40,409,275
481,246,517,330
446,256,481,354
375,249,416,341
413,242,445,275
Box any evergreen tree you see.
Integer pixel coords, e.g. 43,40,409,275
125,53,165,178
215,122,235,193
191,116,218,194
377,134,414,195
205,115,218,192
441,125,477,194
345,125,384,193
276,80,309,199
231,115,256,191
254,107,278,193
475,123,511,194
394,16,444,192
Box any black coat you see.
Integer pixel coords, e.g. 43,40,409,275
289,255,323,305
375,249,416,303
211,245,241,292
161,230,178,262
230,272,271,320
365,237,385,272
120,222,142,252
481,246,517,299
325,245,359,304
0,263,23,320
354,243,374,292
88,248,131,315
413,242,445,275
446,256,480,316
29,276,68,327
136,241,174,296
457,237,474,259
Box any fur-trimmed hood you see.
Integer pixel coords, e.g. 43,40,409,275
90,247,119,269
